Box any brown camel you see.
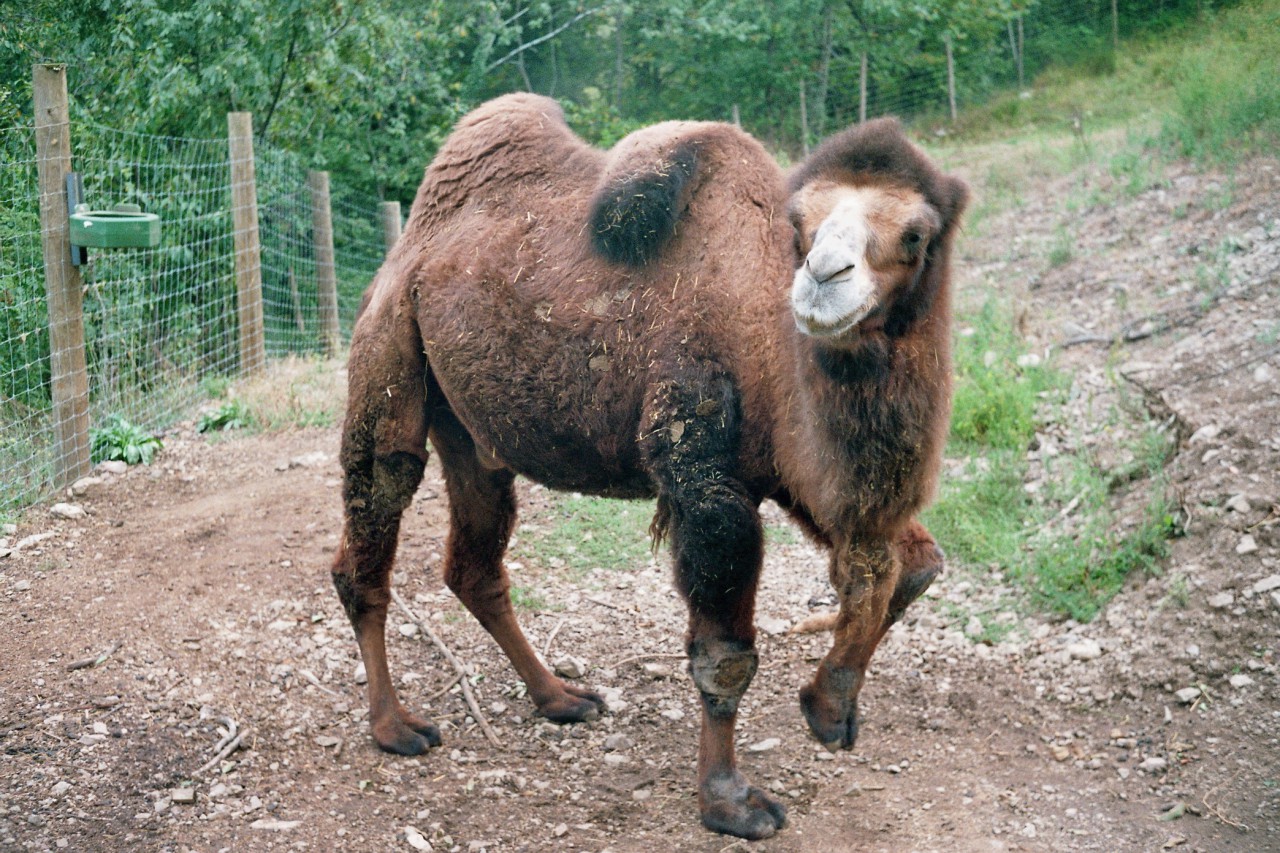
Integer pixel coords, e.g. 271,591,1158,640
331,93,967,840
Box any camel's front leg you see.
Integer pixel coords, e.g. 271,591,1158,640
644,373,786,840
800,520,943,750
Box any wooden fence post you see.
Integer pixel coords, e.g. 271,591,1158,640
33,64,90,486
227,112,265,375
945,34,957,122
309,170,340,356
380,200,402,255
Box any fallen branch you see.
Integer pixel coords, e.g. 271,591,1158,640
390,589,502,749
66,641,122,672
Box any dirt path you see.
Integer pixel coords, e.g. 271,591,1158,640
2,149,1277,853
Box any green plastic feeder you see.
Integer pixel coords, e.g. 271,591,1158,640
69,203,162,249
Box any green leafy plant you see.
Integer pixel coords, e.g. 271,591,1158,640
197,400,255,433
90,415,162,465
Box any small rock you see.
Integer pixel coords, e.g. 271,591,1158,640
97,460,128,475
603,734,633,752
170,788,196,805
1068,639,1102,661
641,662,672,679
1207,592,1234,610
1173,687,1201,704
2,522,15,534
1016,353,1042,368
747,737,781,753
28,814,46,827
1139,757,1168,773
553,823,568,837
315,735,341,747
964,615,984,638
51,781,71,797
553,656,587,680
0,548,10,560
14,579,30,592
489,702,507,716
250,819,301,832
632,787,652,801
603,753,628,767
398,622,419,638
49,503,86,520
1254,364,1274,383
1228,674,1254,689
660,708,685,722
757,616,790,636
1225,494,1252,514
69,476,104,497
289,451,329,469
404,826,432,851
1050,745,1071,762
1251,574,1280,595
15,531,56,550
1271,591,1280,610
1188,424,1220,444
1236,535,1258,555
354,662,368,685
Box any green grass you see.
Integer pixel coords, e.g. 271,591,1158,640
512,493,654,576
950,299,1061,450
197,399,255,433
1161,2,1280,162
927,301,1180,623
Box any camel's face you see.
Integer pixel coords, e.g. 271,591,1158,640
788,181,940,340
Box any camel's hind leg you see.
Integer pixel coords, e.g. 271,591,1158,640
430,411,605,723
332,303,439,756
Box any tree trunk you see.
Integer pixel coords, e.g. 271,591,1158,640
799,80,809,156
945,34,956,122
859,51,868,123
815,3,834,136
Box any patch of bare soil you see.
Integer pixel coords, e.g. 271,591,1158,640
1,153,1277,853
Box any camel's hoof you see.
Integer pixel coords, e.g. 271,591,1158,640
700,770,788,840
799,679,858,751
535,682,606,724
372,714,443,756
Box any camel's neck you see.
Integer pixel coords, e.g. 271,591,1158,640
774,299,951,538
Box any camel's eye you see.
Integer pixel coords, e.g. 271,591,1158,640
901,231,924,261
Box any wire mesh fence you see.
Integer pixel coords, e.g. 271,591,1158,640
0,111,390,513
0,123,51,511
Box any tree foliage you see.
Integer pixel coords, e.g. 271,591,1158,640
2,0,1223,201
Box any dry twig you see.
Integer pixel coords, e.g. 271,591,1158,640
1201,771,1250,832
194,717,246,777
612,651,686,669
390,589,502,749
542,617,566,659
300,669,341,698
65,641,122,672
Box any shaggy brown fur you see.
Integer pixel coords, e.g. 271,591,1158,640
331,93,966,841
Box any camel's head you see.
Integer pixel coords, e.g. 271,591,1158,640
784,118,967,345
787,179,941,341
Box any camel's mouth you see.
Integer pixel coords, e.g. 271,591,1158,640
790,267,877,339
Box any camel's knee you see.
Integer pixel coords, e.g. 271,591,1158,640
666,482,762,608
689,637,758,717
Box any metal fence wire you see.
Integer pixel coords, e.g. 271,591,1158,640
0,119,388,513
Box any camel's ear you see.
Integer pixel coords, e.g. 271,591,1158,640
938,174,969,233
589,143,699,266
